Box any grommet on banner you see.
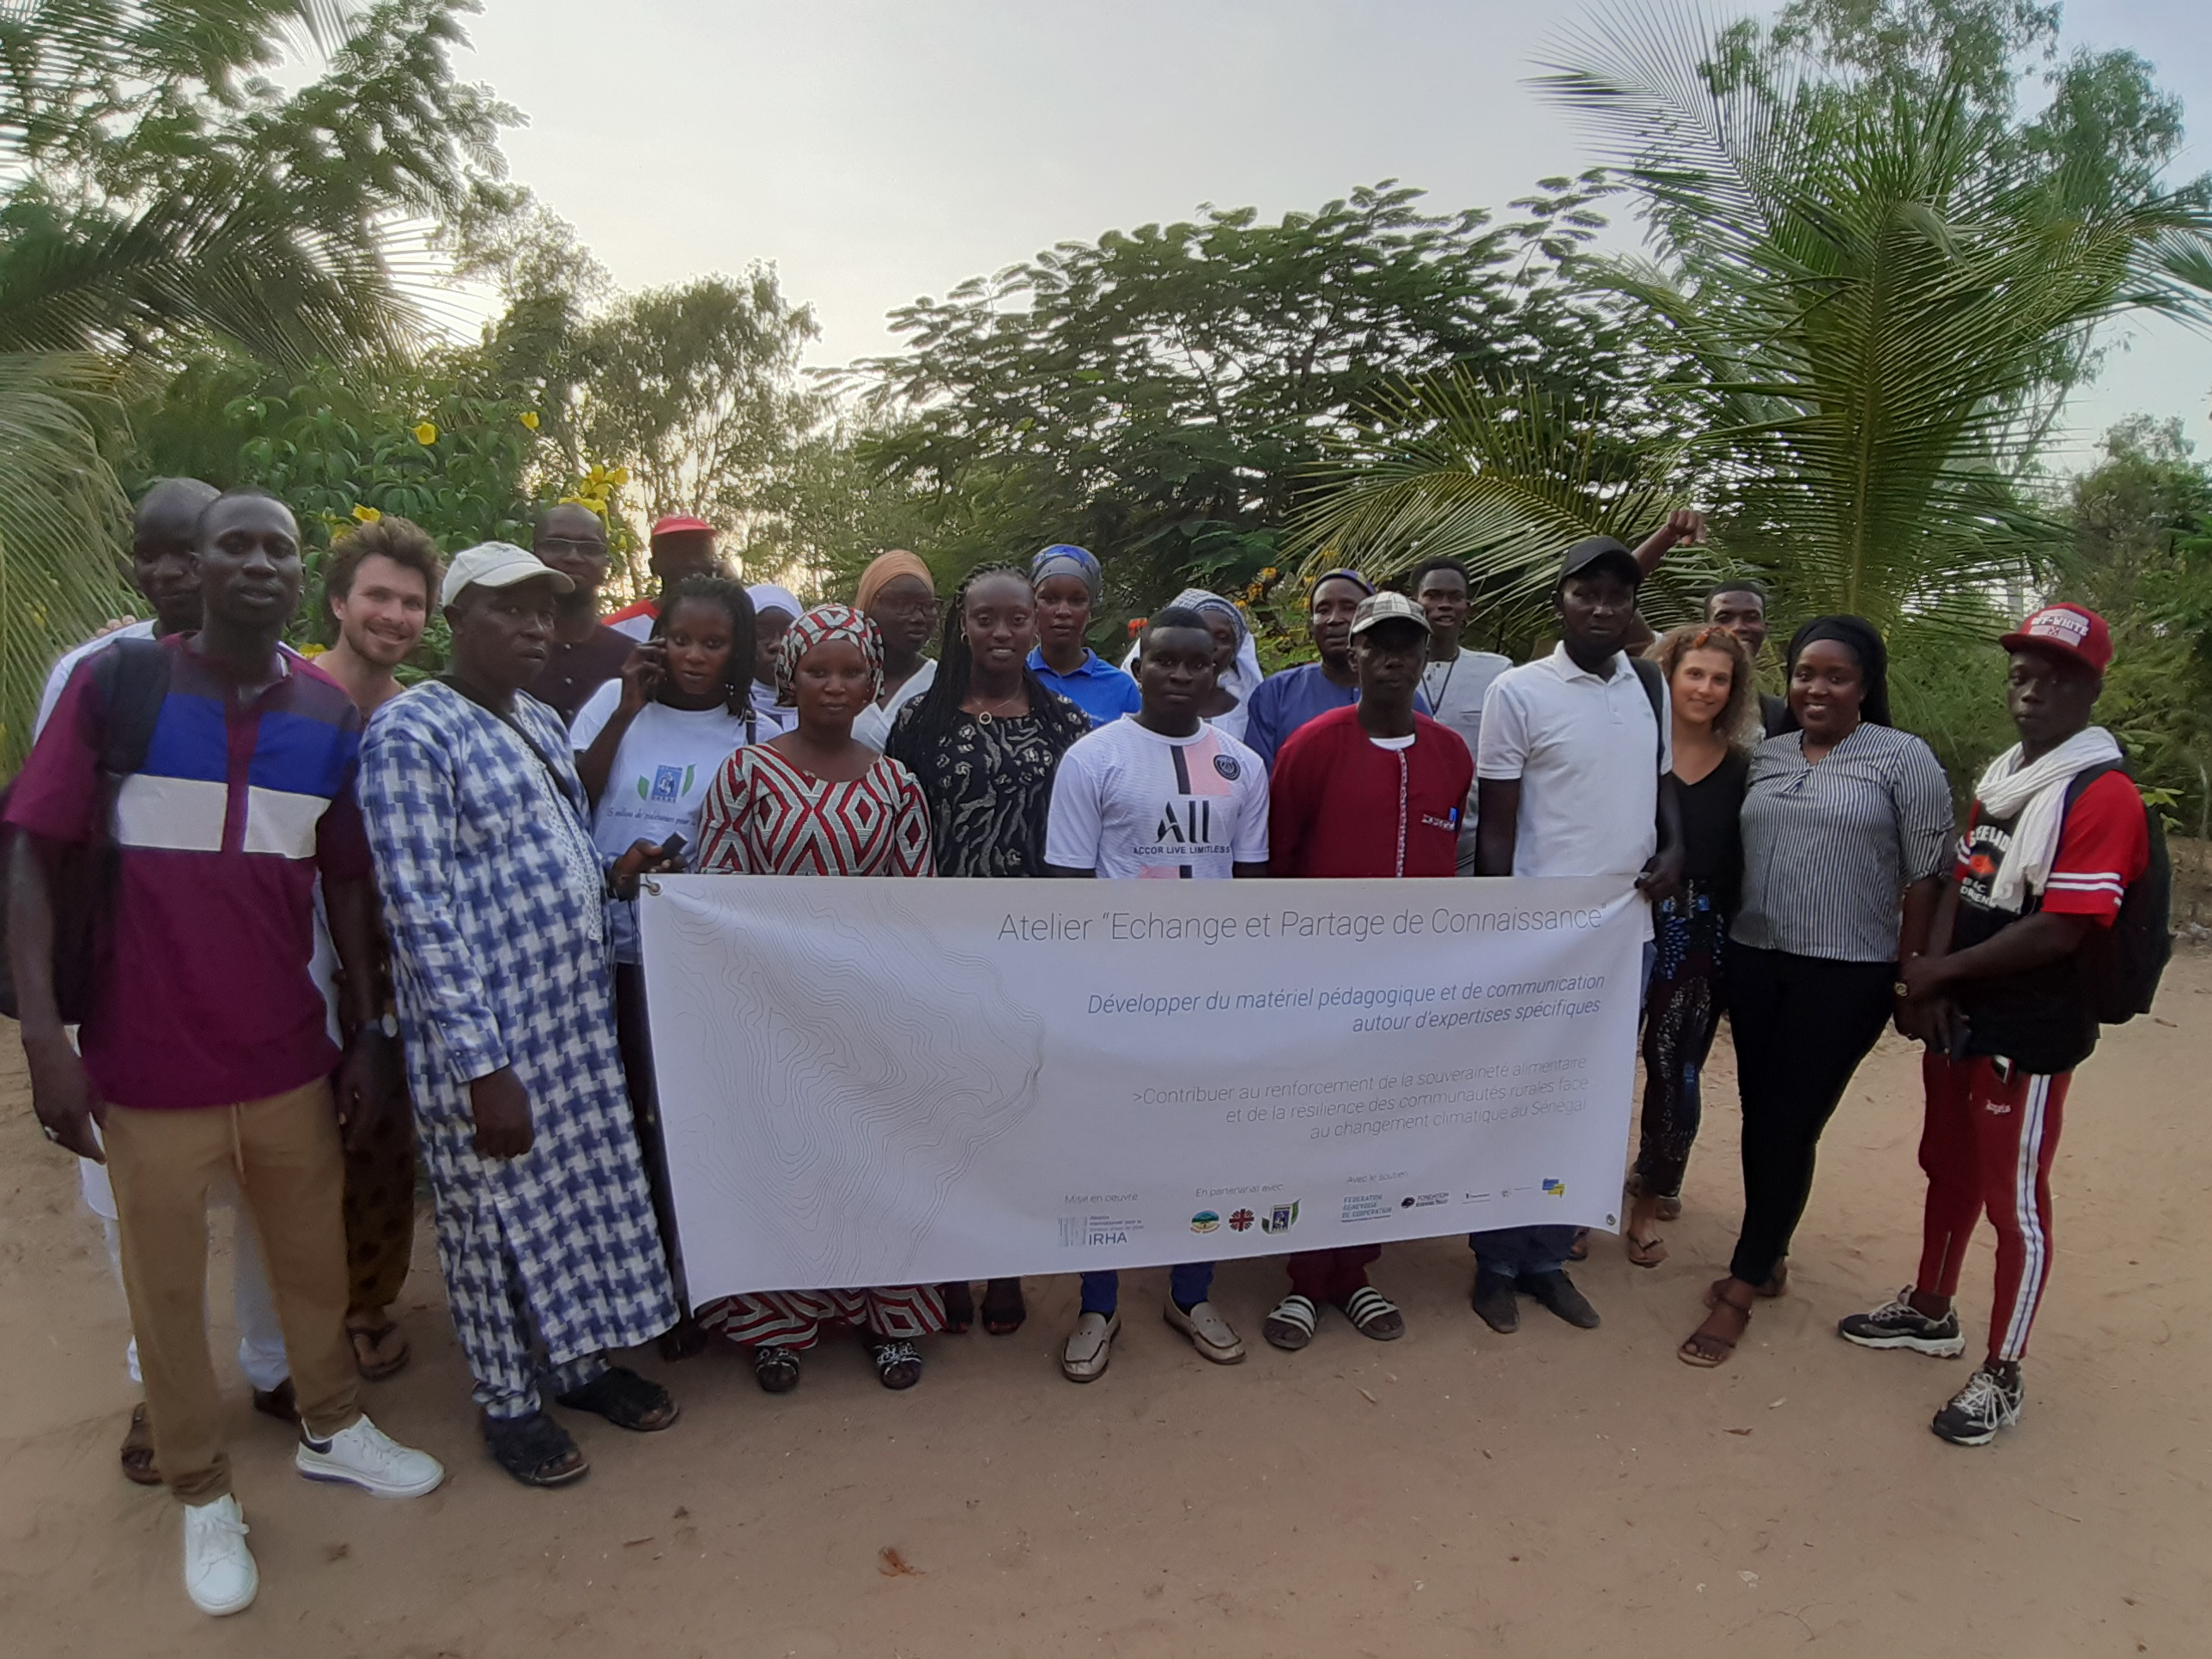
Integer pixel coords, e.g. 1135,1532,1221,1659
641,878,663,896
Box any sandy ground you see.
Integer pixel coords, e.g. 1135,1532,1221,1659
3,965,2210,1659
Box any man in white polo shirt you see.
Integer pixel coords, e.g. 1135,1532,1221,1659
1467,535,1683,1336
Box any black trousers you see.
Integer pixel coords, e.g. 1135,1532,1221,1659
1726,945,1897,1286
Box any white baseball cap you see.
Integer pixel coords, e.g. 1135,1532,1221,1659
440,541,574,608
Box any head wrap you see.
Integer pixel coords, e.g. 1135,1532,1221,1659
746,582,804,623
1030,544,1103,604
775,602,883,708
1121,586,1264,699
1307,567,1374,599
1786,615,1891,728
854,550,933,616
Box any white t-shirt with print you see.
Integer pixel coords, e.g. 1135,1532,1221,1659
1045,716,1268,879
572,683,761,958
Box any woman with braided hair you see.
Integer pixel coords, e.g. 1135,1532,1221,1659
887,562,1089,1337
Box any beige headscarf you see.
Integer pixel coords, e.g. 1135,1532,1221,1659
854,549,933,616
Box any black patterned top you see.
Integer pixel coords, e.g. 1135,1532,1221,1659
884,693,1089,877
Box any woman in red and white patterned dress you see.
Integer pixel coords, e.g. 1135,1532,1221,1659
692,603,942,1393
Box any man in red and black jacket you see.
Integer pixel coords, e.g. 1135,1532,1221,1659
1852,603,2149,1447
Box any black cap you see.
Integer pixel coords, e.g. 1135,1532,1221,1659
1559,535,1643,586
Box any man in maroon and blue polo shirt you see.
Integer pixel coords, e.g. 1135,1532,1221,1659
7,489,444,1618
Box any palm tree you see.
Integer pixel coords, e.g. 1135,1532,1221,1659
1528,4,2212,633
0,0,505,765
1290,369,1718,651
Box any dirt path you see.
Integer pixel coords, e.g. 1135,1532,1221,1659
3,964,2209,1657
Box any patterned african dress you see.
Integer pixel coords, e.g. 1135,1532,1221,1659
359,682,678,1417
883,693,1089,877
691,741,943,1345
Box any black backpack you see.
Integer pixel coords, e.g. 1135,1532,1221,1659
1629,656,1667,766
0,637,173,1023
2060,762,2172,1024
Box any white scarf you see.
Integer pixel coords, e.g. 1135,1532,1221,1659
1972,726,2123,914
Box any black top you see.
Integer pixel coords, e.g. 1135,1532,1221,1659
1759,690,1792,738
884,695,1089,877
527,623,636,725
1674,746,1750,910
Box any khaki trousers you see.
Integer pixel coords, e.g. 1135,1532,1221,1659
104,1080,361,1504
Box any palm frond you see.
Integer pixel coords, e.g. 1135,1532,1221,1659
0,349,136,769
1289,370,1717,646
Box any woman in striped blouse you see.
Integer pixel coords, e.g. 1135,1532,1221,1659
1680,617,1953,1367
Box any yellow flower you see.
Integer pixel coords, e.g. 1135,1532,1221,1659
351,503,382,523
298,643,328,659
609,465,630,488
412,421,438,446
519,410,540,430
1259,566,1279,580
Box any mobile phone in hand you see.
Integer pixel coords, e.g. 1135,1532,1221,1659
659,832,688,860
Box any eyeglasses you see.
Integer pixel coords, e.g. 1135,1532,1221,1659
538,538,607,556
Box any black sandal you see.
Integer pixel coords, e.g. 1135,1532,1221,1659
871,1339,924,1390
752,1346,802,1394
980,1277,1026,1335
483,1410,589,1486
119,1403,160,1486
940,1281,975,1334
554,1365,679,1431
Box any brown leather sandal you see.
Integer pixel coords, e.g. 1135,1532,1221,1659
348,1316,412,1381
1680,1279,1755,1367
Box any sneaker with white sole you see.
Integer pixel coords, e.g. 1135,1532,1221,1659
1060,1310,1121,1382
1932,1364,2024,1446
295,1413,446,1497
1838,1286,1967,1357
1164,1299,1246,1364
182,1494,258,1617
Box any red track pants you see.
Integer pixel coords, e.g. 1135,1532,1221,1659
1915,1052,2069,1364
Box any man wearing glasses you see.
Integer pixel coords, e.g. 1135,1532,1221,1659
526,503,637,724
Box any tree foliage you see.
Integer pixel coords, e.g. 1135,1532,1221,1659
1531,1,2212,635
0,0,515,766
849,179,1644,613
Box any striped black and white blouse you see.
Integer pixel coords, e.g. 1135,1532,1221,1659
1731,723,1953,963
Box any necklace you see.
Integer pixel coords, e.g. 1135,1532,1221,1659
1422,651,1460,712
969,688,1025,726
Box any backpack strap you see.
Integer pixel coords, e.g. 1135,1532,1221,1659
1628,655,1667,768
2063,759,2123,811
91,636,173,780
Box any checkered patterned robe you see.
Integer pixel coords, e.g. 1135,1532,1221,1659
360,683,677,1375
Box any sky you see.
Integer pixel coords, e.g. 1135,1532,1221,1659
450,0,2212,473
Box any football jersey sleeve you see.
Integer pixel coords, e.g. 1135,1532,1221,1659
2041,770,2150,923
1042,739,1108,872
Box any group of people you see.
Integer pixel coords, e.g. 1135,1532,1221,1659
5,485,2155,1619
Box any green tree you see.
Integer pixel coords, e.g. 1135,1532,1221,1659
568,270,823,562
1532,2,2212,638
0,0,516,766
2060,416,2212,831
850,179,1642,616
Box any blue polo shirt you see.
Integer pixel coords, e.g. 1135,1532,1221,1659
1027,647,1141,728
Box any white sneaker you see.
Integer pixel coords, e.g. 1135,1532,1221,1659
1164,1298,1247,1364
295,1414,446,1498
182,1495,258,1617
1059,1310,1121,1382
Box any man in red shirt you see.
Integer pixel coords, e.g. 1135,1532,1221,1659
1861,604,2150,1446
1260,592,1474,1353
606,514,720,640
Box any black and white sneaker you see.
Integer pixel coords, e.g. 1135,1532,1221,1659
1931,1364,2024,1446
1837,1287,1966,1357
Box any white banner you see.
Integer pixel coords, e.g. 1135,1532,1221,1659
641,876,1643,1301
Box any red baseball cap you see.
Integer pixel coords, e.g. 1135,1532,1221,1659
650,514,714,540
1999,602,2112,674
